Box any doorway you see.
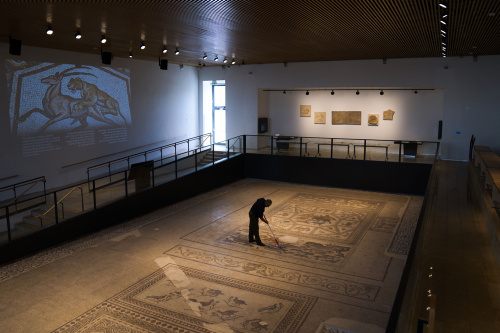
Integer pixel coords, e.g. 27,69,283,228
202,80,225,145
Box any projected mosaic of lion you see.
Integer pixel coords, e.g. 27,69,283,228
67,77,127,124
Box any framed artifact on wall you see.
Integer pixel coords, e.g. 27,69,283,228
300,105,311,117
368,114,379,125
314,112,326,124
383,109,395,120
331,111,361,125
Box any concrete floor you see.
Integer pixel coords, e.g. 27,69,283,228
0,179,422,333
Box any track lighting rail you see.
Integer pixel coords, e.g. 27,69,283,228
263,88,435,92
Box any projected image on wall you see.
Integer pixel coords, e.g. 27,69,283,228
5,60,132,156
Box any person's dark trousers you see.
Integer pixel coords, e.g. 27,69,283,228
249,211,262,244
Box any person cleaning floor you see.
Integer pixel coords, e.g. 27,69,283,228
248,198,272,246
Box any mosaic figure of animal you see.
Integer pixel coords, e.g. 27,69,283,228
226,296,248,308
67,77,127,125
201,288,224,297
213,310,243,321
17,67,119,133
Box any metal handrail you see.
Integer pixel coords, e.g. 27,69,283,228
36,186,83,221
87,133,211,175
196,134,211,152
0,176,45,192
6,177,46,206
229,136,242,151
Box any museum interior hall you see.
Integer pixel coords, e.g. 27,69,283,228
0,1,500,333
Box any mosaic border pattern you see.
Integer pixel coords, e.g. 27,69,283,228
182,191,407,272
165,245,380,301
387,196,424,256
53,264,317,333
267,193,387,245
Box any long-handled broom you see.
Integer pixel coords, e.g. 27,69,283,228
267,223,284,249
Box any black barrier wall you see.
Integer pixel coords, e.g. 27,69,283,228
245,154,431,195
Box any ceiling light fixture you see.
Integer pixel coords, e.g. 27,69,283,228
214,56,219,62
75,31,81,39
129,52,133,58
162,46,167,54
46,26,53,35
231,59,236,65
283,90,286,94
223,58,227,64
356,90,360,95
306,90,309,95
175,48,179,55
414,90,418,94
203,54,207,60
331,90,334,95
380,90,384,95
439,1,448,9
101,35,106,44
140,42,146,50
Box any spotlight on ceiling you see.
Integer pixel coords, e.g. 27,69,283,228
380,90,384,95
214,56,219,62
175,48,179,55
140,42,146,50
129,52,133,58
203,54,207,60
223,58,227,64
283,90,286,94
306,90,309,95
75,31,81,39
439,1,448,9
162,46,167,54
414,90,418,94
331,90,334,95
231,59,236,65
46,26,53,35
356,90,360,95
101,35,107,44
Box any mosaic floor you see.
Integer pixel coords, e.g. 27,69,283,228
0,180,422,333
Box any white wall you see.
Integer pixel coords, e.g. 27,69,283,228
0,43,199,189
1,47,498,192
263,88,443,141
198,56,500,160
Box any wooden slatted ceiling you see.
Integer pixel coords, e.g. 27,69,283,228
0,0,498,66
